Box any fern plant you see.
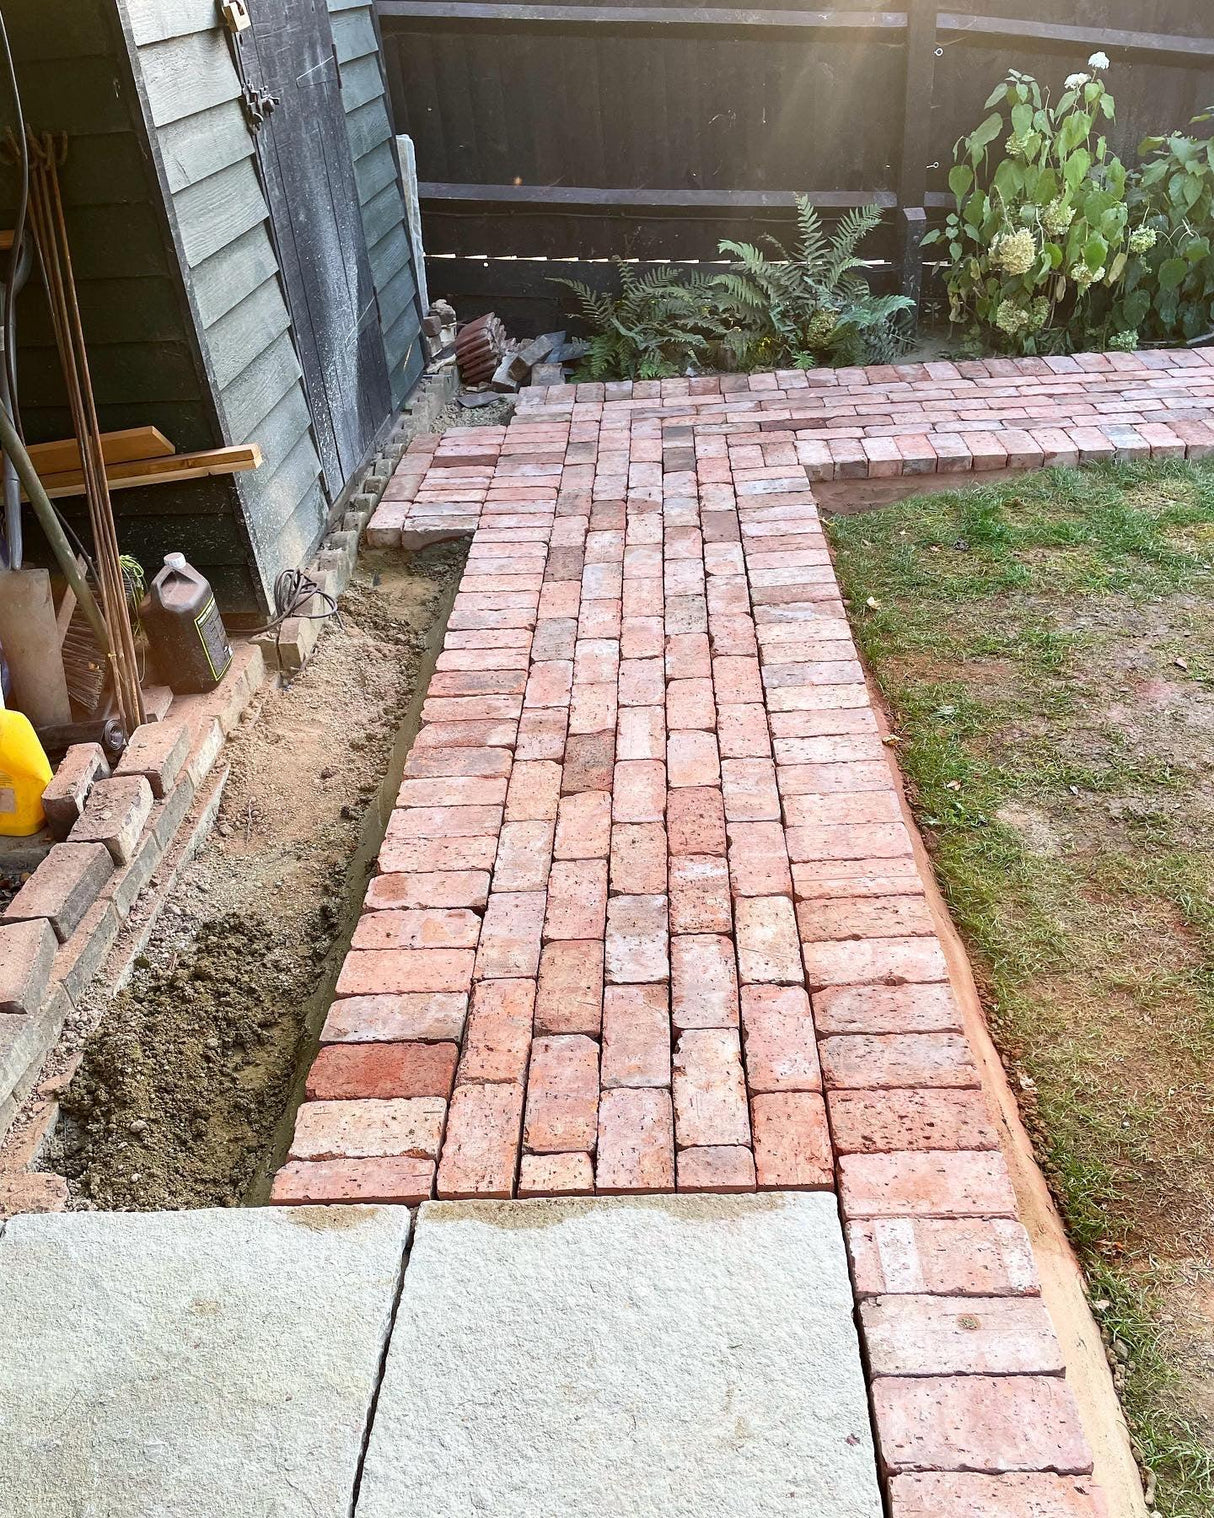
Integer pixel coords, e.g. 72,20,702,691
552,260,754,380
717,199,914,367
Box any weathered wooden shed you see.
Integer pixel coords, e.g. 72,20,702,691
4,0,426,617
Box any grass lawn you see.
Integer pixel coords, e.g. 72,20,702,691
827,461,1214,1517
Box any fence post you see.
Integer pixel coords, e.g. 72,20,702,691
898,0,937,303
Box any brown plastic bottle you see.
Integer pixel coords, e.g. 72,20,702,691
141,552,233,693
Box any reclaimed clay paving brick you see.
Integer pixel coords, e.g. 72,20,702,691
596,1086,676,1192
457,979,534,1084
860,1293,1064,1377
840,1151,1019,1219
517,1152,595,1196
670,933,739,1029
830,1088,998,1153
819,1033,980,1090
288,1097,446,1162
437,1081,525,1199
336,947,475,997
677,1144,757,1193
305,1042,458,1101
271,1155,435,1205
534,939,604,1034
886,1472,1108,1515
600,983,671,1087
740,985,821,1091
320,992,467,1044
351,908,481,951
751,1091,833,1189
846,1217,1041,1298
673,1029,750,1148
814,982,963,1035
523,1034,600,1153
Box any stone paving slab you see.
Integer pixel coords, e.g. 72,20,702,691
0,1206,409,1517
355,1192,883,1518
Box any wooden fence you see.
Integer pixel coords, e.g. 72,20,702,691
376,0,1214,329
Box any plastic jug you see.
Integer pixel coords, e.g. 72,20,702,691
0,697,51,836
141,552,233,694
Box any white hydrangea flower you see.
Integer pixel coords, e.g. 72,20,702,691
991,228,1037,277
1088,51,1110,70
1065,72,1090,89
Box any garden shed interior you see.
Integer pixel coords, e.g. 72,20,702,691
1,0,426,618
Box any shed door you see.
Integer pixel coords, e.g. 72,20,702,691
239,0,392,497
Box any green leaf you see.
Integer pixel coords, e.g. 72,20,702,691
1159,257,1187,291
1063,149,1091,191
968,113,1004,158
1084,235,1108,271
948,164,974,201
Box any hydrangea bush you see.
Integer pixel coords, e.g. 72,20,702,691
928,54,1140,352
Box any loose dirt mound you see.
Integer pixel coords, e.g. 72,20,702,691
55,545,464,1210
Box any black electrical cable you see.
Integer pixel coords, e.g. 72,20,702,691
245,567,342,662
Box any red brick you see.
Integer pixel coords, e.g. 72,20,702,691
830,1086,997,1153
390,803,504,840
819,1032,979,1091
846,1217,1040,1298
306,1042,458,1100
801,936,948,990
677,1145,757,1193
321,993,466,1044
612,759,666,822
459,979,534,1083
544,858,609,939
403,744,513,780
840,1151,1018,1219
670,934,739,1030
871,1375,1092,1476
792,857,925,900
887,1473,1107,1516
437,1081,525,1198
518,1152,595,1196
271,1156,435,1206
524,1033,600,1152
814,982,962,1035
861,1293,1063,1376
352,908,481,951
601,983,670,1087
554,789,612,858
673,1028,750,1147
514,708,567,762
669,855,732,934
365,870,490,912
609,822,668,894
751,1091,832,1188
616,704,666,761
505,760,562,821
398,774,509,809
535,939,604,1034
666,677,716,730
288,1097,446,1161
475,890,546,979
596,1087,676,1192
796,895,934,941
735,895,802,983
336,947,475,997
786,821,912,862
524,659,574,708
666,787,726,855
667,730,720,787
379,834,498,874
720,757,780,821
740,985,820,1091
726,821,792,897
493,820,554,891
562,730,615,792
605,893,669,983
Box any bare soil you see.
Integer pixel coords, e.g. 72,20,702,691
51,544,464,1210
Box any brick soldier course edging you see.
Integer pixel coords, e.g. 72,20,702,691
268,349,1213,1512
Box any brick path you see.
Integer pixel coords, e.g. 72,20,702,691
265,348,1214,1511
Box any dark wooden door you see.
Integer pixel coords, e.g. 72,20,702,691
240,0,392,497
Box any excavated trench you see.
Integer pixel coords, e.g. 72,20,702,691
47,542,467,1211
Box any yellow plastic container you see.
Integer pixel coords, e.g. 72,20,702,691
0,704,52,836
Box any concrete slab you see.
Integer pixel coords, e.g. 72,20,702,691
356,1192,882,1518
0,1205,410,1517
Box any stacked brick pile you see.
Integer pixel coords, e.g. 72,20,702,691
267,351,1205,1511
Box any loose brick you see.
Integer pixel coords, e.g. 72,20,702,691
554,788,612,858
365,870,490,912
861,1293,1064,1376
0,917,56,1016
672,1028,750,1147
846,1218,1040,1298
459,979,534,1083
609,821,668,894
677,1145,757,1193
114,720,189,798
476,890,546,978
612,759,666,821
306,1042,458,1100
735,895,802,983
751,1091,832,1188
288,1096,446,1161
670,933,739,1030
493,820,554,891
380,833,499,874
605,893,669,983
831,1087,997,1153
518,1152,595,1196
796,894,935,941
726,821,792,897
562,730,615,792
67,775,153,865
535,939,604,1034
523,1033,600,1152
596,1087,676,1192
40,742,109,839
505,759,562,821
271,1156,434,1206
438,1081,525,1198
871,1375,1092,1476
3,843,113,943
739,985,820,1091
840,1151,1018,1219
667,729,720,787
887,1473,1107,1516
321,992,467,1044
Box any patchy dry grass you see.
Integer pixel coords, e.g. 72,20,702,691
827,461,1214,1516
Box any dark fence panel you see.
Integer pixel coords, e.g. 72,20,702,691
376,0,1214,330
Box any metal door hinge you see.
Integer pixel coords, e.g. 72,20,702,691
220,0,251,33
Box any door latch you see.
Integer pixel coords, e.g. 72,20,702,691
220,0,251,32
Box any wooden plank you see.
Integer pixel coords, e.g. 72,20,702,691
936,12,1214,61
354,138,400,209
377,2,908,32
159,100,256,195
26,427,176,477
125,0,227,46
375,257,419,331
331,7,382,63
242,431,326,544
339,52,389,112
419,182,899,209
205,277,294,392
346,95,395,160
34,445,263,502
220,331,305,443
192,224,283,331
140,30,243,127
361,183,405,252
174,157,269,270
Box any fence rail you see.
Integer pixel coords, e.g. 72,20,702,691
376,0,1214,329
